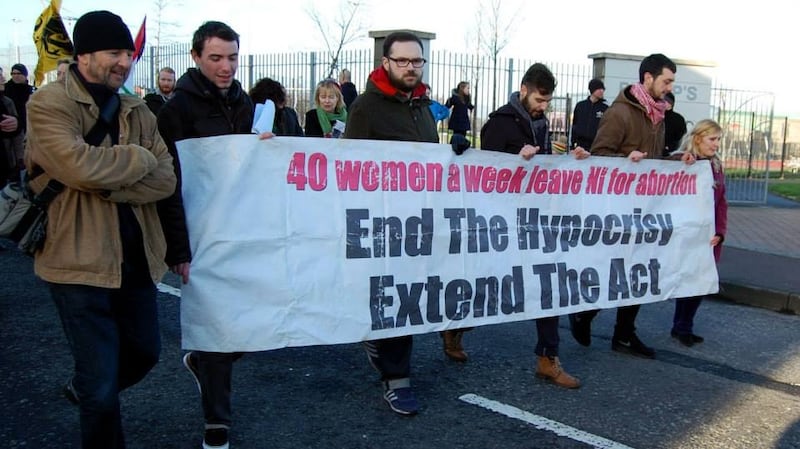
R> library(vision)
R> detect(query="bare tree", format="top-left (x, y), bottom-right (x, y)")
top-left (475, 0), bottom-right (521, 110)
top-left (306, 0), bottom-right (368, 79)
top-left (151, 0), bottom-right (182, 71)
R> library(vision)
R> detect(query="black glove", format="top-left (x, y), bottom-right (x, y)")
top-left (450, 134), bottom-right (471, 155)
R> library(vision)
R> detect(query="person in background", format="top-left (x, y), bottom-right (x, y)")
top-left (663, 92), bottom-right (687, 156)
top-left (249, 77), bottom-right (304, 136)
top-left (339, 68), bottom-right (358, 110)
top-left (305, 79), bottom-right (347, 138)
top-left (24, 10), bottom-right (176, 447)
top-left (4, 63), bottom-right (34, 180)
top-left (445, 81), bottom-right (473, 141)
top-left (344, 31), bottom-right (438, 416)
top-left (144, 67), bottom-right (176, 116)
top-left (669, 119), bottom-right (726, 346)
top-left (467, 62), bottom-right (586, 390)
top-left (426, 85), bottom-right (450, 124)
top-left (0, 68), bottom-right (20, 187)
top-left (56, 58), bottom-right (72, 82)
top-left (571, 78), bottom-right (608, 150)
top-left (569, 53), bottom-right (694, 360)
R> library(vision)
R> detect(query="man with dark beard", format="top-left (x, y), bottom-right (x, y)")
top-left (568, 53), bottom-right (693, 360)
top-left (462, 63), bottom-right (584, 390)
top-left (344, 31), bottom-right (438, 416)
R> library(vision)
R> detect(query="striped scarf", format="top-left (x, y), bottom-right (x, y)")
top-left (629, 83), bottom-right (667, 125)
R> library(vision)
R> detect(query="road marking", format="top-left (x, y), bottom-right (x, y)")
top-left (157, 282), bottom-right (181, 298)
top-left (459, 393), bottom-right (635, 449)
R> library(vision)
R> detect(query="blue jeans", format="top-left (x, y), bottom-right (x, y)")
top-left (49, 281), bottom-right (160, 449)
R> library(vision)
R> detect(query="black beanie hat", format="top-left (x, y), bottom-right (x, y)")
top-left (73, 11), bottom-right (134, 55)
top-left (588, 78), bottom-right (605, 93)
top-left (11, 64), bottom-right (28, 76)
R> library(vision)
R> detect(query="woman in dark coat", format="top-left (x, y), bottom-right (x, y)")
top-left (445, 81), bottom-right (474, 139)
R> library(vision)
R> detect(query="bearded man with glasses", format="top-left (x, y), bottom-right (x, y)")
top-left (344, 31), bottom-right (438, 416)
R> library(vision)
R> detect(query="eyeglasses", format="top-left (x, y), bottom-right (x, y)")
top-left (387, 57), bottom-right (426, 68)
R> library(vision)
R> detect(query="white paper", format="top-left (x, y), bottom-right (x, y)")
top-left (252, 100), bottom-right (275, 134)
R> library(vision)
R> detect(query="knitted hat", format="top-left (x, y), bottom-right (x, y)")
top-left (72, 11), bottom-right (134, 55)
top-left (10, 64), bottom-right (27, 76)
top-left (588, 78), bottom-right (605, 93)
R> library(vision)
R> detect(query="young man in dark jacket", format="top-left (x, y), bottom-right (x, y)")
top-left (157, 21), bottom-right (259, 449)
top-left (468, 63), bottom-right (585, 390)
top-left (344, 31), bottom-right (438, 416)
top-left (571, 78), bottom-right (608, 150)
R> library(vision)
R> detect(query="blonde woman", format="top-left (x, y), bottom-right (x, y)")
top-left (305, 79), bottom-right (347, 137)
top-left (670, 119), bottom-right (727, 346)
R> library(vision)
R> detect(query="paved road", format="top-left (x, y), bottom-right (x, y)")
top-left (3, 247), bottom-right (800, 449)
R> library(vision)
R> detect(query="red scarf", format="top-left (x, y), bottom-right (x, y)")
top-left (368, 67), bottom-right (428, 99)
top-left (629, 83), bottom-right (667, 125)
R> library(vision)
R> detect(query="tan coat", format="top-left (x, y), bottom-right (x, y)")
top-left (591, 86), bottom-right (666, 159)
top-left (25, 68), bottom-right (176, 288)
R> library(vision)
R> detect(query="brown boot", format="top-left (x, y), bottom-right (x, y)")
top-left (535, 356), bottom-right (580, 389)
top-left (441, 330), bottom-right (468, 362)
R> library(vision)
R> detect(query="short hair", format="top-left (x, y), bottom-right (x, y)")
top-left (639, 53), bottom-right (676, 83)
top-left (57, 58), bottom-right (72, 66)
top-left (339, 68), bottom-right (351, 82)
top-left (249, 77), bottom-right (286, 105)
top-left (382, 31), bottom-right (423, 57)
top-left (665, 92), bottom-right (675, 105)
top-left (192, 21), bottom-right (240, 56)
top-left (159, 67), bottom-right (176, 76)
top-left (314, 79), bottom-right (344, 111)
top-left (521, 63), bottom-right (556, 95)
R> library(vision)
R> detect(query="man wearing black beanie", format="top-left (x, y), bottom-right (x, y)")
top-left (24, 10), bottom-right (176, 449)
top-left (4, 63), bottom-right (33, 180)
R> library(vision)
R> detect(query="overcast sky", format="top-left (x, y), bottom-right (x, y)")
top-left (4, 0), bottom-right (798, 115)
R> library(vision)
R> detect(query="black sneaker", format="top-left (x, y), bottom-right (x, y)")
top-left (671, 330), bottom-right (704, 344)
top-left (182, 352), bottom-right (202, 394)
top-left (612, 333), bottom-right (656, 359)
top-left (203, 427), bottom-right (229, 449)
top-left (568, 314), bottom-right (592, 346)
top-left (63, 377), bottom-right (79, 405)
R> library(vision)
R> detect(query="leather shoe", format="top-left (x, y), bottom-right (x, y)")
top-left (535, 356), bottom-right (580, 389)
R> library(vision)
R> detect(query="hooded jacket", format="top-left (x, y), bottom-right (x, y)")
top-left (344, 67), bottom-right (438, 143)
top-left (24, 66), bottom-right (175, 288)
top-left (591, 86), bottom-right (665, 158)
top-left (156, 68), bottom-right (254, 265)
top-left (480, 92), bottom-right (551, 155)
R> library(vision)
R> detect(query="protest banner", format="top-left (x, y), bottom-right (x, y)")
top-left (177, 135), bottom-right (717, 352)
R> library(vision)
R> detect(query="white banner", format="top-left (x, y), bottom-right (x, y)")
top-left (177, 135), bottom-right (718, 352)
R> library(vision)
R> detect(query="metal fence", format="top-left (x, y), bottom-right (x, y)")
top-left (5, 43), bottom-right (800, 203)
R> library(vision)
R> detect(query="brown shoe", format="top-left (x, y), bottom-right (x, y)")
top-left (535, 356), bottom-right (581, 389)
top-left (441, 330), bottom-right (468, 362)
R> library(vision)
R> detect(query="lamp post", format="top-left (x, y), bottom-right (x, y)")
top-left (12, 18), bottom-right (21, 63)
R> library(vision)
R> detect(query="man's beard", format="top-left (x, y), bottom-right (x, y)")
top-left (522, 93), bottom-right (542, 118)
top-left (388, 68), bottom-right (420, 93)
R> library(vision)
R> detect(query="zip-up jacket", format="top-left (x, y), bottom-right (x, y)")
top-left (156, 68), bottom-right (254, 265)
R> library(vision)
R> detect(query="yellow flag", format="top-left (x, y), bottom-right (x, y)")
top-left (32, 0), bottom-right (74, 86)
